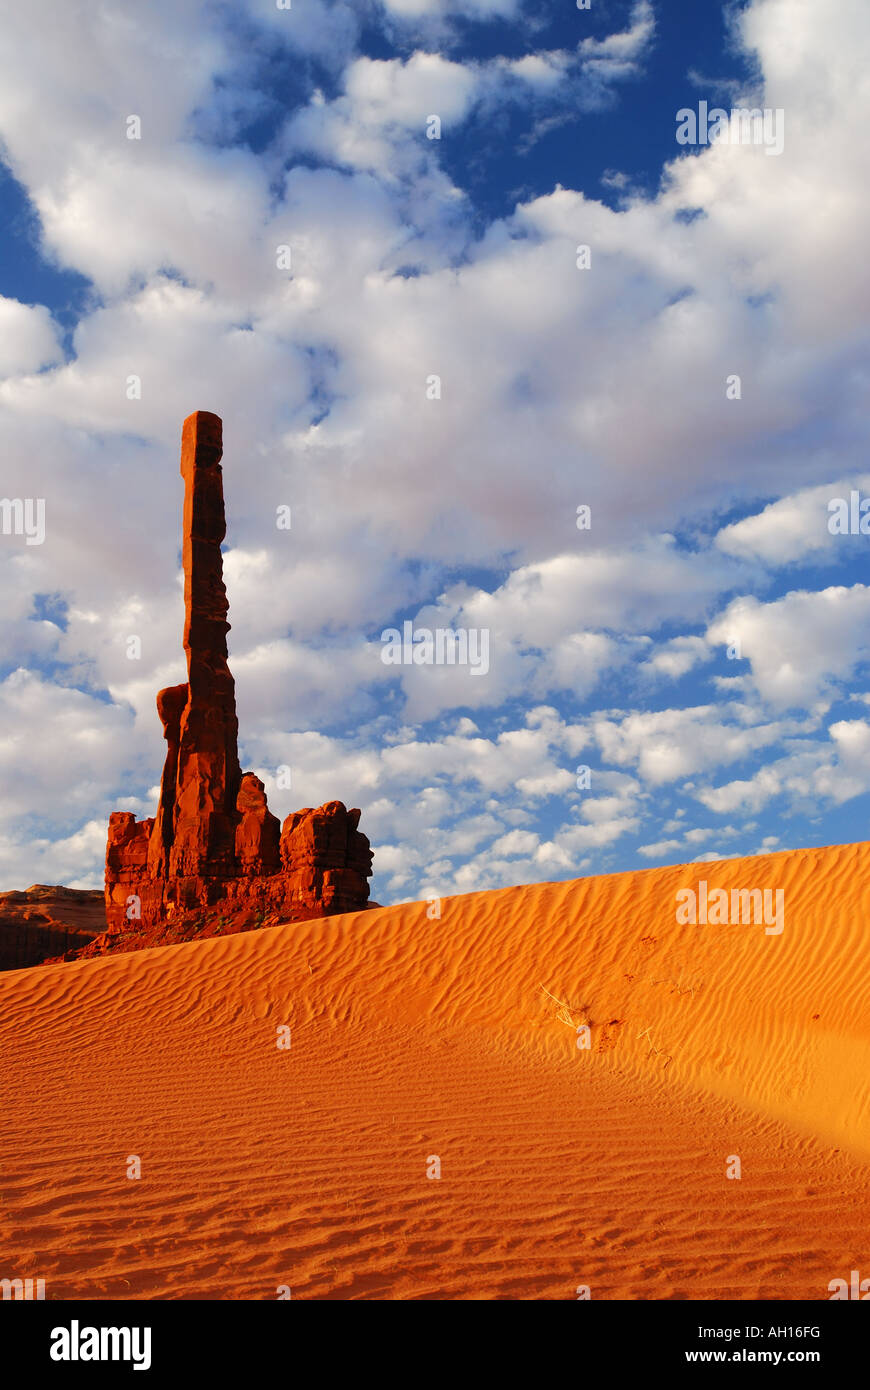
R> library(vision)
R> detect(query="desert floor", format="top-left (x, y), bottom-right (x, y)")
top-left (2, 841), bottom-right (869, 1299)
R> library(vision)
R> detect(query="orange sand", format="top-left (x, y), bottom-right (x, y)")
top-left (1, 841), bottom-right (869, 1300)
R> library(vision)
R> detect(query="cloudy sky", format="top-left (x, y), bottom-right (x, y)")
top-left (0, 0), bottom-right (868, 902)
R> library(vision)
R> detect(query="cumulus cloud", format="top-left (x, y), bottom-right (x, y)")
top-left (695, 718), bottom-right (870, 816)
top-left (579, 0), bottom-right (655, 64)
top-left (638, 838), bottom-right (682, 859)
top-left (0, 0), bottom-right (867, 896)
top-left (707, 586), bottom-right (870, 708)
top-left (643, 636), bottom-right (712, 681)
top-left (716, 475), bottom-right (870, 566)
top-left (591, 703), bottom-right (790, 785)
top-left (0, 297), bottom-right (63, 376)
top-left (380, 0), bottom-right (519, 18)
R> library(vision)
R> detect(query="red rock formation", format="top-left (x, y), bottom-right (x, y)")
top-left (235, 773), bottom-right (280, 875)
top-left (106, 812), bottom-right (163, 936)
top-left (0, 886), bottom-right (105, 971)
top-left (279, 802), bottom-right (374, 915)
top-left (147, 683), bottom-right (187, 878)
top-left (85, 410), bottom-right (373, 960)
top-left (169, 411), bottom-right (241, 879)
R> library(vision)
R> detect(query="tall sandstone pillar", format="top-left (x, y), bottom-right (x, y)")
top-left (168, 411), bottom-right (242, 877)
top-left (98, 409), bottom-right (374, 949)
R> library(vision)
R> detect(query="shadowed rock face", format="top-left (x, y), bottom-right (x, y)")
top-left (170, 411), bottom-right (241, 879)
top-left (148, 682), bottom-right (187, 878)
top-left (0, 886), bottom-right (104, 971)
top-left (72, 411), bottom-right (373, 961)
top-left (235, 773), bottom-right (281, 875)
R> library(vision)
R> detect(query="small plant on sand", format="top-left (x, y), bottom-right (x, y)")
top-left (635, 1023), bottom-right (673, 1069)
top-left (539, 984), bottom-right (592, 1031)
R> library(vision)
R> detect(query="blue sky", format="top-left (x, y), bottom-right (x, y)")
top-left (0, 0), bottom-right (868, 900)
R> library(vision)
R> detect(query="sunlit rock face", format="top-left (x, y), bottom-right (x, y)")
top-left (88, 411), bottom-right (373, 959)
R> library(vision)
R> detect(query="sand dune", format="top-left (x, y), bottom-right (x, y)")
top-left (2, 841), bottom-right (868, 1299)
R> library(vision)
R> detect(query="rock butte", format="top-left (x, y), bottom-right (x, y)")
top-left (0, 886), bottom-right (104, 971)
top-left (72, 411), bottom-right (373, 960)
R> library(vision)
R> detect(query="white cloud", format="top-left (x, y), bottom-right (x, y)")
top-left (716, 475), bottom-right (870, 565)
top-left (380, 0), bottom-right (518, 16)
top-left (491, 828), bottom-right (540, 856)
top-left (696, 718), bottom-right (870, 816)
top-left (0, 297), bottom-right (62, 376)
top-left (0, 0), bottom-right (868, 896)
top-left (707, 586), bottom-right (870, 708)
top-left (643, 635), bottom-right (712, 680)
top-left (638, 838), bottom-right (682, 859)
top-left (579, 0), bottom-right (655, 64)
top-left (592, 704), bottom-right (788, 785)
